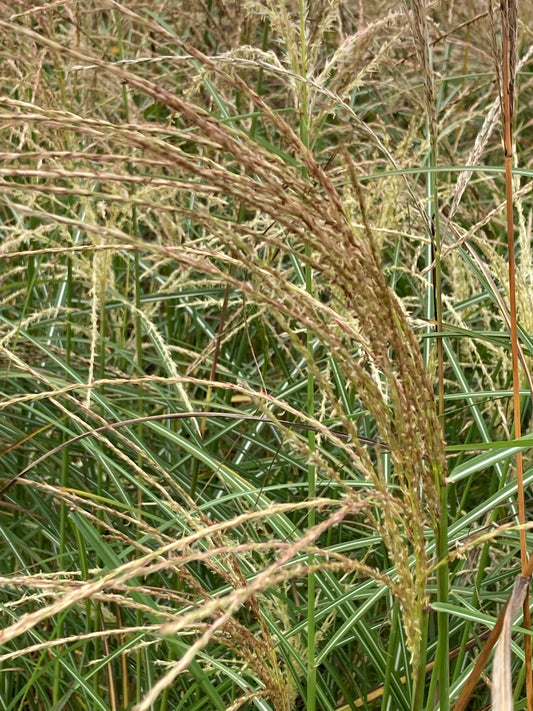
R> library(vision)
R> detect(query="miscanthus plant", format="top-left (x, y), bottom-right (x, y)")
top-left (1, 2), bottom-right (533, 710)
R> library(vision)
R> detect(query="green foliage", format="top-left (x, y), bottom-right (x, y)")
top-left (0, 2), bottom-right (532, 710)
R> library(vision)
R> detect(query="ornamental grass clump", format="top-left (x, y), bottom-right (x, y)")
top-left (1, 2), bottom-right (532, 711)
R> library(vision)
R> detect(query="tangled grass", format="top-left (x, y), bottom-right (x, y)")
top-left (1, 2), bottom-right (533, 710)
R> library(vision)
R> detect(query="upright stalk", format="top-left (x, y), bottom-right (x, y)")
top-left (296, 3), bottom-right (316, 710)
top-left (500, 1), bottom-right (531, 705)
top-left (431, 146), bottom-right (449, 711)
top-left (417, 33), bottom-right (448, 708)
top-left (54, 254), bottom-right (72, 706)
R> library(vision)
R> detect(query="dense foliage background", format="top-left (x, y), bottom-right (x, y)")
top-left (1, 2), bottom-right (533, 710)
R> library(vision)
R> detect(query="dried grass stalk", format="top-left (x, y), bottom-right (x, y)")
top-left (492, 574), bottom-right (530, 711)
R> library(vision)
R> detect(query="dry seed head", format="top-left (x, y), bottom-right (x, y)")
top-left (404, 0), bottom-right (437, 137)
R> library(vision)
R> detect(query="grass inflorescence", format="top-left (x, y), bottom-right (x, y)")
top-left (1, 2), bottom-right (533, 710)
